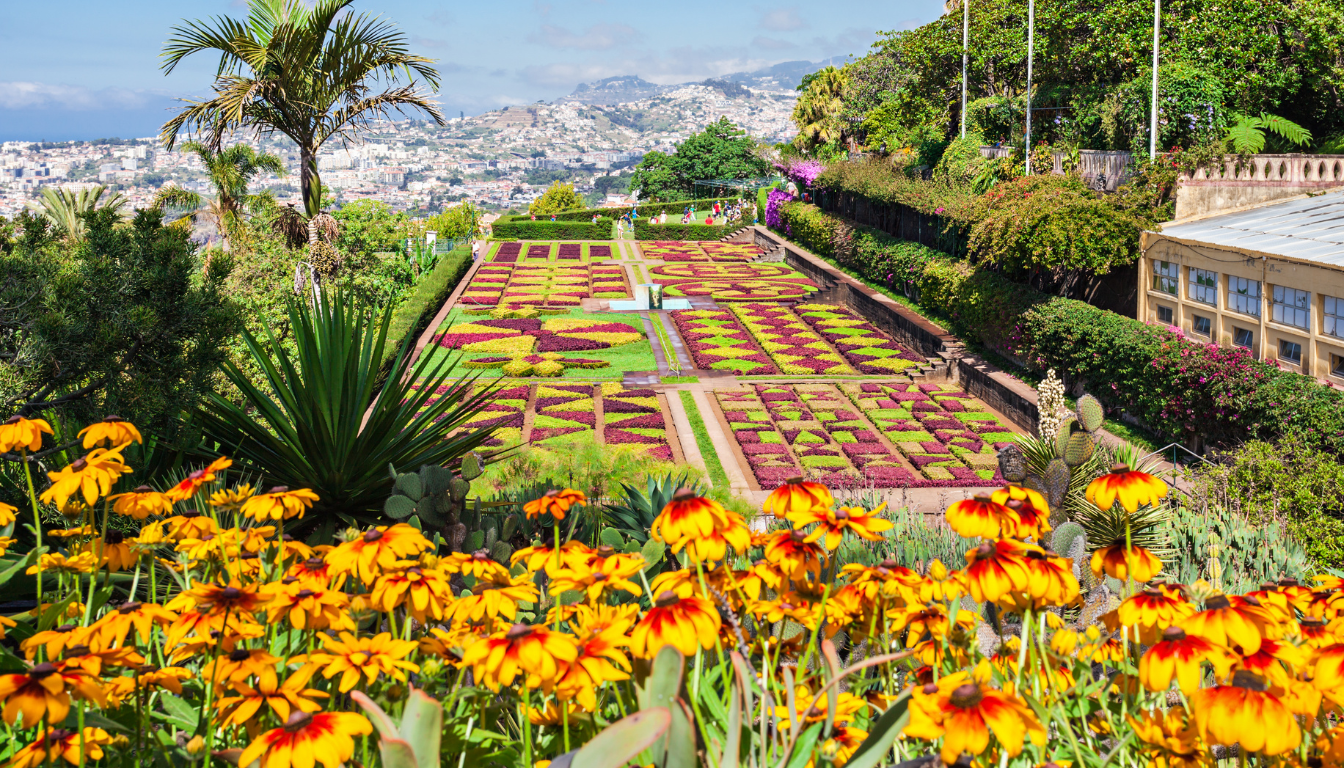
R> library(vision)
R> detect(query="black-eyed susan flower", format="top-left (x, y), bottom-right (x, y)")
top-left (215, 666), bottom-right (327, 726)
top-left (556, 614), bottom-right (634, 711)
top-left (442, 550), bottom-right (513, 581)
top-left (1190, 670), bottom-right (1300, 756)
top-left (1020, 549), bottom-right (1080, 608)
top-left (109, 486), bottom-right (172, 519)
top-left (1086, 465), bottom-right (1168, 513)
top-left (369, 562), bottom-right (454, 622)
top-left (326, 524), bottom-right (433, 584)
top-left (181, 580), bottom-right (270, 618)
top-left (681, 509), bottom-right (751, 564)
top-left (40, 448), bottom-right (132, 508)
top-left (945, 494), bottom-right (1018, 539)
top-left (1119, 585), bottom-right (1196, 645)
top-left (0, 501), bottom-right (17, 527)
top-left (990, 485), bottom-right (1052, 539)
top-left (238, 710), bottom-right (372, 768)
top-left (462, 623), bottom-right (577, 691)
top-left (165, 456), bottom-right (232, 502)
top-left (510, 540), bottom-right (592, 576)
top-left (0, 662), bottom-right (105, 727)
top-left (77, 417), bottom-right (142, 449)
top-left (523, 487), bottom-right (586, 521)
top-left (83, 530), bottom-right (136, 571)
top-left (790, 503), bottom-right (892, 551)
top-left (549, 553), bottom-right (644, 603)
top-left (1139, 626), bottom-right (1233, 695)
top-left (208, 483), bottom-right (254, 511)
top-left (6, 727), bottom-right (111, 768)
top-left (0, 416), bottom-right (53, 454)
top-left (651, 489), bottom-right (732, 562)
top-left (1090, 542), bottom-right (1162, 583)
top-left (762, 477), bottom-right (833, 519)
top-left (263, 581), bottom-right (354, 631)
top-left (162, 510), bottom-right (217, 541)
top-left (308, 632), bottom-right (419, 693)
top-left (751, 594), bottom-right (818, 629)
top-left (20, 624), bottom-right (89, 661)
top-left (241, 486), bottom-right (319, 522)
top-left (448, 571), bottom-right (539, 624)
top-left (918, 559), bottom-right (967, 604)
top-left (210, 647), bottom-right (281, 688)
top-left (1181, 594), bottom-right (1279, 655)
top-left (762, 528), bottom-right (826, 581)
top-left (963, 539), bottom-right (1036, 607)
top-left (630, 592), bottom-right (721, 657)
top-left (904, 669), bottom-right (1046, 765)
top-left (28, 552), bottom-right (97, 577)
top-left (1128, 708), bottom-right (1206, 768)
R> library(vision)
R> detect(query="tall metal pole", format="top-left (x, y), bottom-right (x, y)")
top-left (961, 0), bottom-right (969, 138)
top-left (1149, 0), bottom-right (1161, 158)
top-left (1024, 0), bottom-right (1034, 174)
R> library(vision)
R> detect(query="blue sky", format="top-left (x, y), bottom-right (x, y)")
top-left (0, 0), bottom-right (941, 142)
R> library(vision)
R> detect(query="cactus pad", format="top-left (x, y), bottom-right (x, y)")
top-left (1064, 430), bottom-right (1097, 467)
top-left (1076, 394), bottom-right (1105, 432)
top-left (1043, 458), bottom-right (1071, 513)
top-left (996, 443), bottom-right (1028, 483)
top-left (1054, 417), bottom-right (1078, 458)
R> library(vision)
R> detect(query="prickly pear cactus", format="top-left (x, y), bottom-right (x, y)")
top-left (1076, 394), bottom-right (1105, 433)
top-left (1064, 430), bottom-right (1097, 467)
top-left (996, 443), bottom-right (1028, 484)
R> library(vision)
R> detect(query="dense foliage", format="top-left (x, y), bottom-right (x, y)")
top-left (773, 201), bottom-right (1344, 455)
top-left (491, 217), bottom-right (614, 240)
top-left (843, 0), bottom-right (1344, 153)
top-left (631, 220), bottom-right (725, 240)
top-left (0, 209), bottom-right (237, 446)
top-left (528, 181), bottom-right (584, 216)
top-left (628, 117), bottom-right (772, 201)
top-left (332, 200), bottom-right (411, 258)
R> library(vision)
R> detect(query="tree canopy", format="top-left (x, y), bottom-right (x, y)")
top-left (629, 117), bottom-right (771, 201)
top-left (529, 181), bottom-right (584, 215)
top-left (841, 0), bottom-right (1344, 153)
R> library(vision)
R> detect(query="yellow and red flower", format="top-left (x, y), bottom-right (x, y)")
top-left (944, 494), bottom-right (1018, 540)
top-left (165, 456), bottom-right (233, 502)
top-left (241, 486), bottom-right (320, 522)
top-left (963, 539), bottom-right (1036, 606)
top-left (40, 448), bottom-right (132, 508)
top-left (238, 711), bottom-right (372, 768)
top-left (1085, 466), bottom-right (1169, 513)
top-left (905, 670), bottom-right (1046, 765)
top-left (308, 632), bottom-right (420, 693)
top-left (462, 623), bottom-right (577, 691)
top-left (0, 416), bottom-right (53, 454)
top-left (109, 486), bottom-right (173, 519)
top-left (630, 592), bottom-right (722, 657)
top-left (326, 524), bottom-right (433, 584)
top-left (523, 487), bottom-right (587, 521)
top-left (1090, 543), bottom-right (1162, 583)
top-left (77, 417), bottom-right (142, 449)
top-left (6, 727), bottom-right (111, 768)
top-left (762, 477), bottom-right (834, 520)
top-left (1139, 626), bottom-right (1232, 695)
top-left (789, 503), bottom-right (892, 551)
top-left (1190, 670), bottom-right (1300, 755)
top-left (990, 485), bottom-right (1052, 539)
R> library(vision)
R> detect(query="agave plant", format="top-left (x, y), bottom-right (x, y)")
top-left (194, 287), bottom-right (499, 533)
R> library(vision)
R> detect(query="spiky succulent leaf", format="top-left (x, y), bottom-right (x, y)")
top-left (1064, 430), bottom-right (1097, 467)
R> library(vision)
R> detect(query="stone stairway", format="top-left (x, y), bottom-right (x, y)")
top-left (720, 225), bottom-right (751, 241)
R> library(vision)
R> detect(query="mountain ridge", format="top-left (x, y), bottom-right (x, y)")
top-left (554, 58), bottom-right (848, 105)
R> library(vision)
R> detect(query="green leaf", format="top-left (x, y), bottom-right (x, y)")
top-left (571, 708), bottom-right (671, 768)
top-left (599, 527), bottom-right (624, 548)
top-left (397, 689), bottom-right (442, 768)
top-left (663, 700), bottom-right (696, 768)
top-left (1226, 118), bottom-right (1266, 154)
top-left (641, 539), bottom-right (666, 572)
top-left (384, 495), bottom-right (418, 519)
top-left (1259, 113), bottom-right (1312, 146)
top-left (638, 645), bottom-right (685, 710)
top-left (782, 723), bottom-right (824, 768)
top-left (842, 691), bottom-right (911, 768)
top-left (158, 693), bottom-right (199, 731)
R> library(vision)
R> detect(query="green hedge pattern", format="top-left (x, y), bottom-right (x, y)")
top-left (550, 197), bottom-right (741, 222)
top-left (774, 202), bottom-right (1344, 455)
top-left (633, 220), bottom-right (727, 241)
top-left (491, 218), bottom-right (614, 240)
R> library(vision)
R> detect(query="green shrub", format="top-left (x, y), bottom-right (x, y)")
top-left (633, 220), bottom-right (725, 241)
top-left (1184, 434), bottom-right (1344, 566)
top-left (549, 196), bottom-right (740, 222)
top-left (379, 246), bottom-right (472, 375)
top-left (491, 217), bottom-right (614, 240)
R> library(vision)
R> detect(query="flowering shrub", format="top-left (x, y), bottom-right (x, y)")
top-left (778, 158), bottom-right (826, 189)
top-left (4, 414), bottom-right (1336, 768)
top-left (765, 188), bottom-right (793, 229)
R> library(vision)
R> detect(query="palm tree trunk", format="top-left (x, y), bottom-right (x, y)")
top-left (301, 145), bottom-right (321, 218)
top-left (308, 216), bottom-right (319, 248)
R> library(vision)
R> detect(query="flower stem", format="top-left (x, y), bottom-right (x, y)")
top-left (22, 453), bottom-right (42, 605)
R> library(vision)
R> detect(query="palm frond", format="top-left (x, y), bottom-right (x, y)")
top-left (1258, 113), bottom-right (1312, 147)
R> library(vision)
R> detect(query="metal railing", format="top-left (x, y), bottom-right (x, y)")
top-left (1139, 442), bottom-right (1212, 469)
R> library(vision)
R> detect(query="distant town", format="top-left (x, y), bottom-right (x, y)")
top-left (0, 77), bottom-right (802, 221)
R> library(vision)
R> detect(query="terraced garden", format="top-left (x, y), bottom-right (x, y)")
top-left (418, 238), bottom-right (1022, 491)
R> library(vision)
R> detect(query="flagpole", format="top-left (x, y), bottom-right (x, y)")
top-left (1150, 0), bottom-right (1161, 158)
top-left (961, 0), bottom-right (969, 138)
top-left (1024, 0), bottom-right (1034, 174)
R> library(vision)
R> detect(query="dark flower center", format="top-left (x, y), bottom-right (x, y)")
top-left (103, 416), bottom-right (125, 423)
top-left (1205, 595), bottom-right (1231, 610)
top-left (229, 649), bottom-right (251, 662)
top-left (506, 623), bottom-right (532, 640)
top-left (785, 476), bottom-right (804, 485)
top-left (921, 683), bottom-right (940, 695)
top-left (304, 558), bottom-right (325, 570)
top-left (974, 542), bottom-right (995, 558)
top-left (268, 486), bottom-right (289, 495)
top-left (220, 586), bottom-right (242, 601)
top-left (472, 550), bottom-right (490, 560)
top-left (1231, 670), bottom-right (1267, 692)
top-left (879, 558), bottom-right (899, 569)
top-left (118, 601), bottom-right (141, 615)
top-left (833, 509), bottom-right (849, 521)
top-left (296, 590), bottom-right (315, 599)
top-left (71, 459), bottom-right (88, 471)
top-left (134, 485), bottom-right (153, 493)
top-left (30, 662), bottom-right (57, 679)
top-left (106, 530), bottom-right (125, 545)
top-left (672, 487), bottom-right (698, 502)
top-left (1162, 626), bottom-right (1187, 642)
top-left (283, 711), bottom-right (314, 732)
top-left (363, 529), bottom-right (384, 543)
top-left (655, 591), bottom-right (680, 608)
top-left (948, 683), bottom-right (983, 708)
top-left (972, 493), bottom-right (991, 503)
top-left (1110, 463), bottom-right (1130, 473)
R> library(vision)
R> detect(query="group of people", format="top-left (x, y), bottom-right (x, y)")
top-left (678, 199), bottom-right (747, 225)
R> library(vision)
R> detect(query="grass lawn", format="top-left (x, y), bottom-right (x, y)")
top-left (679, 390), bottom-right (731, 489)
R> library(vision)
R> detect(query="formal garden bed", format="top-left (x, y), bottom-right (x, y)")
top-left (457, 261), bottom-right (631, 308)
top-left (488, 240), bottom-right (619, 263)
top-left (427, 309), bottom-right (656, 378)
top-left (639, 240), bottom-right (762, 262)
top-left (649, 262), bottom-right (819, 301)
top-left (670, 308), bottom-right (779, 375)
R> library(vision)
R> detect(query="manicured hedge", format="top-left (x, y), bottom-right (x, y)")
top-left (491, 217), bottom-right (614, 240)
top-left (380, 246), bottom-right (473, 375)
top-left (633, 220), bottom-right (727, 241)
top-left (550, 197), bottom-right (741, 222)
top-left (774, 202), bottom-right (1344, 454)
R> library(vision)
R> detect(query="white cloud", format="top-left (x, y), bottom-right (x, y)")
top-left (0, 81), bottom-right (160, 111)
top-left (811, 27), bottom-right (876, 56)
top-left (759, 7), bottom-right (804, 31)
top-left (752, 36), bottom-right (798, 51)
top-left (528, 23), bottom-right (641, 50)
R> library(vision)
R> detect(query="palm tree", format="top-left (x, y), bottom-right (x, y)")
top-left (153, 141), bottom-right (286, 241)
top-left (792, 66), bottom-right (851, 152)
top-left (31, 185), bottom-right (128, 241)
top-left (159, 0), bottom-right (444, 218)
